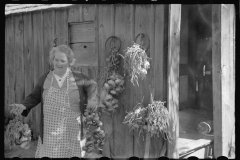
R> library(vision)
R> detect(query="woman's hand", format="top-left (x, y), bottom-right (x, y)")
top-left (9, 104), bottom-right (26, 116)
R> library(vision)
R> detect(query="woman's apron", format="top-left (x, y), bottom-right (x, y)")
top-left (35, 72), bottom-right (82, 158)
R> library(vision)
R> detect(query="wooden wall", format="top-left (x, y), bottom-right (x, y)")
top-left (5, 4), bottom-right (168, 158)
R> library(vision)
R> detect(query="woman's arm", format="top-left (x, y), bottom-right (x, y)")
top-left (20, 73), bottom-right (46, 117)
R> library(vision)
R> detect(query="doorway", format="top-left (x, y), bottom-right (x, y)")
top-left (178, 4), bottom-right (214, 158)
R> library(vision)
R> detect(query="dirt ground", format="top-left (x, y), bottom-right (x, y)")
top-left (4, 140), bottom-right (38, 158)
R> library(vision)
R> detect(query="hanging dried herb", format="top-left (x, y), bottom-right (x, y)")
top-left (123, 95), bottom-right (172, 143)
top-left (121, 43), bottom-right (150, 86)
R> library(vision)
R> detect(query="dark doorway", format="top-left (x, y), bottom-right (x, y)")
top-left (179, 4), bottom-right (214, 158)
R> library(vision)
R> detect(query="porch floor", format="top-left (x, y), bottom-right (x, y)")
top-left (179, 108), bottom-right (214, 157)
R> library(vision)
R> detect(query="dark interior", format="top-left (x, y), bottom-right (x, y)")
top-left (179, 4), bottom-right (214, 157)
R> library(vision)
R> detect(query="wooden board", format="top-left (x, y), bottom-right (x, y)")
top-left (150, 5), bottom-right (167, 158)
top-left (112, 4), bottom-right (134, 158)
top-left (69, 22), bottom-right (95, 43)
top-left (83, 4), bottom-right (96, 21)
top-left (179, 6), bottom-right (188, 64)
top-left (181, 143), bottom-right (213, 158)
top-left (55, 9), bottom-right (68, 45)
top-left (32, 11), bottom-right (44, 138)
top-left (43, 10), bottom-right (54, 73)
top-left (5, 16), bottom-right (15, 114)
top-left (23, 13), bottom-right (34, 125)
top-left (133, 5), bottom-right (151, 157)
top-left (98, 5), bottom-right (115, 157)
top-left (70, 42), bottom-right (97, 66)
top-left (68, 4), bottom-right (83, 23)
top-left (13, 15), bottom-right (24, 105)
top-left (212, 4), bottom-right (235, 158)
top-left (167, 4), bottom-right (181, 158)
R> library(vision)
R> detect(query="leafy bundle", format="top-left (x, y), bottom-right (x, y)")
top-left (100, 47), bottom-right (121, 82)
top-left (4, 116), bottom-right (32, 149)
top-left (123, 97), bottom-right (172, 142)
top-left (122, 43), bottom-right (150, 86)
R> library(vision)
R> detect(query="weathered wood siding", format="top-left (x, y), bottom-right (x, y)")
top-left (167, 4), bottom-right (181, 158)
top-left (5, 4), bottom-right (168, 158)
top-left (97, 4), bottom-right (168, 158)
top-left (212, 4), bottom-right (235, 158)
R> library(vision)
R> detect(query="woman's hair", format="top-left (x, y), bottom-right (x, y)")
top-left (49, 44), bottom-right (76, 67)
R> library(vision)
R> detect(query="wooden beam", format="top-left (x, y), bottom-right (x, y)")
top-left (167, 4), bottom-right (181, 158)
top-left (212, 4), bottom-right (235, 158)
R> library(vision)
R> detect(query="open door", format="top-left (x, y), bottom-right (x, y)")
top-left (178, 5), bottom-right (214, 158)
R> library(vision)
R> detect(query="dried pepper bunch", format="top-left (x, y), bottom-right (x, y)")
top-left (82, 106), bottom-right (105, 157)
top-left (4, 115), bottom-right (32, 149)
top-left (100, 47), bottom-right (121, 82)
top-left (122, 43), bottom-right (150, 86)
top-left (123, 96), bottom-right (172, 142)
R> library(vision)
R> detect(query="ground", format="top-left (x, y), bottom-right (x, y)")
top-left (4, 140), bottom-right (38, 158)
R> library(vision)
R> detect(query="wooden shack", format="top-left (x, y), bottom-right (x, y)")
top-left (5, 4), bottom-right (235, 158)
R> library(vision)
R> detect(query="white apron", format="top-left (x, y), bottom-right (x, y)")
top-left (35, 72), bottom-right (82, 158)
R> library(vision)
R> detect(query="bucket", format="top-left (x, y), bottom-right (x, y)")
top-left (197, 120), bottom-right (213, 135)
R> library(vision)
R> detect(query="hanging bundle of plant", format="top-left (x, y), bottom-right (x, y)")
top-left (4, 115), bottom-right (32, 150)
top-left (82, 106), bottom-right (105, 157)
top-left (146, 98), bottom-right (172, 142)
top-left (123, 103), bottom-right (148, 138)
top-left (100, 72), bottom-right (125, 114)
top-left (123, 96), bottom-right (172, 143)
top-left (100, 47), bottom-right (121, 82)
top-left (122, 43), bottom-right (150, 86)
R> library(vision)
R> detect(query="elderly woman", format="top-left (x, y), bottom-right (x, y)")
top-left (9, 44), bottom-right (98, 158)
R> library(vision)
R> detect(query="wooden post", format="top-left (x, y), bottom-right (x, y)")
top-left (212, 4), bottom-right (235, 158)
top-left (167, 4), bottom-right (181, 158)
top-left (144, 87), bottom-right (155, 158)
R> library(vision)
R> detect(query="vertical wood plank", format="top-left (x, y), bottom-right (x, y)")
top-left (95, 4), bottom-right (99, 82)
top-left (32, 11), bottom-right (43, 138)
top-left (5, 16), bottom-right (15, 115)
top-left (55, 8), bottom-right (68, 45)
top-left (98, 4), bottom-right (114, 158)
top-left (167, 4), bottom-right (181, 158)
top-left (83, 4), bottom-right (96, 21)
top-left (43, 10), bottom-right (55, 73)
top-left (212, 4), bottom-right (235, 158)
top-left (5, 17), bottom-right (9, 115)
top-left (112, 4), bottom-right (134, 158)
top-left (68, 4), bottom-right (83, 23)
top-left (133, 4), bottom-right (152, 158)
top-left (13, 14), bottom-right (24, 105)
top-left (150, 4), bottom-right (166, 158)
top-left (212, 5), bottom-right (221, 158)
top-left (23, 13), bottom-right (34, 125)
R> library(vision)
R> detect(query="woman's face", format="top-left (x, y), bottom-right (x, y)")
top-left (53, 51), bottom-right (69, 74)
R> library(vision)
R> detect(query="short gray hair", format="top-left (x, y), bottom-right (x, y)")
top-left (49, 44), bottom-right (76, 67)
